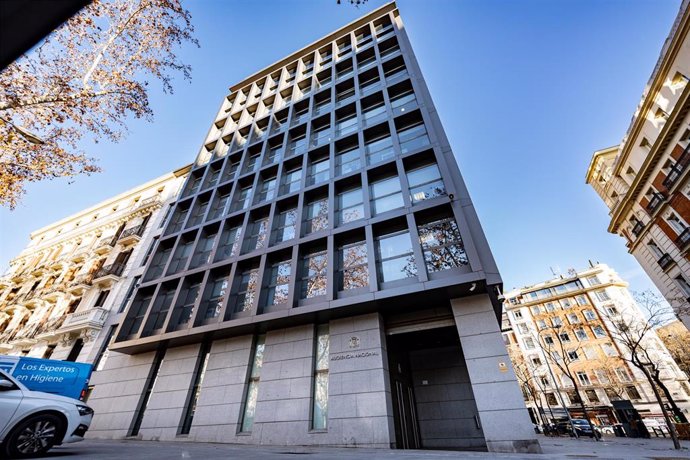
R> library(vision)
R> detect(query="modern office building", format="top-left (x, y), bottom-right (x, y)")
top-left (0, 166), bottom-right (189, 371)
top-left (503, 264), bottom-right (690, 427)
top-left (585, 0), bottom-right (690, 329)
top-left (87, 2), bottom-right (540, 453)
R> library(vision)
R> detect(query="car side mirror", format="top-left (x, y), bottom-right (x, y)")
top-left (0, 380), bottom-right (16, 391)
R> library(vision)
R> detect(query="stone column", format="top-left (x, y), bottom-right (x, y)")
top-left (451, 294), bottom-right (541, 453)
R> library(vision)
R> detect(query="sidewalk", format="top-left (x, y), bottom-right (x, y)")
top-left (48, 435), bottom-right (690, 459)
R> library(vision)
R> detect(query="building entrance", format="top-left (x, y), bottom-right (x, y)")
top-left (386, 326), bottom-right (485, 450)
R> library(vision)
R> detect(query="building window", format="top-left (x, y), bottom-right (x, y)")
top-left (407, 163), bottom-right (445, 203)
top-left (167, 239), bottom-right (194, 275)
top-left (523, 337), bottom-right (535, 349)
top-left (146, 287), bottom-right (176, 333)
top-left (236, 269), bottom-right (260, 312)
top-left (417, 217), bottom-right (468, 273)
top-left (308, 158), bottom-right (330, 185)
top-left (583, 309), bottom-right (596, 321)
top-left (567, 313), bottom-right (580, 324)
top-left (567, 350), bottom-right (579, 361)
top-left (576, 371), bottom-right (591, 386)
top-left (545, 393), bottom-right (558, 405)
top-left (376, 231), bottom-right (417, 283)
top-left (625, 385), bottom-right (641, 400)
top-left (189, 229), bottom-right (215, 265)
top-left (246, 218), bottom-right (270, 252)
top-left (566, 390), bottom-right (581, 404)
top-left (675, 276), bottom-right (690, 297)
top-left (240, 335), bottom-right (266, 433)
top-left (94, 290), bottom-right (110, 308)
top-left (364, 132), bottom-right (394, 165)
top-left (201, 273), bottom-right (229, 320)
top-left (574, 327), bottom-right (588, 341)
top-left (186, 197), bottom-right (210, 228)
top-left (592, 325), bottom-right (607, 338)
top-left (305, 198), bottom-right (329, 234)
top-left (595, 369), bottom-right (611, 384)
top-left (586, 275), bottom-right (601, 286)
top-left (513, 310), bottom-right (523, 319)
top-left (273, 209), bottom-right (298, 244)
top-left (255, 177), bottom-right (277, 204)
top-left (232, 186), bottom-right (253, 212)
top-left (215, 225), bottom-right (242, 261)
top-left (370, 176), bottom-right (404, 216)
top-left (312, 324), bottom-right (330, 430)
top-left (396, 119), bottom-right (430, 154)
top-left (180, 343), bottom-right (211, 435)
top-left (167, 205), bottom-right (190, 234)
top-left (171, 281), bottom-right (201, 329)
top-left (594, 290), bottom-right (610, 302)
top-left (559, 332), bottom-right (571, 343)
top-left (602, 343), bottom-right (617, 357)
top-left (145, 245), bottom-right (172, 280)
top-left (265, 261), bottom-right (291, 307)
top-left (337, 188), bottom-right (364, 225)
top-left (335, 143), bottom-right (361, 176)
top-left (121, 291), bottom-right (153, 338)
top-left (301, 251), bottom-right (328, 299)
top-left (615, 368), bottom-right (632, 382)
top-left (576, 295), bottom-right (587, 306)
top-left (281, 168), bottom-right (302, 195)
top-left (338, 241), bottom-right (368, 291)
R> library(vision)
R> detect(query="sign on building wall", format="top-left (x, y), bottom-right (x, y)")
top-left (0, 355), bottom-right (92, 400)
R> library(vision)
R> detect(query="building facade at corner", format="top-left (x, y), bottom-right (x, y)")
top-left (0, 166), bottom-right (189, 376)
top-left (503, 264), bottom-right (690, 428)
top-left (585, 0), bottom-right (690, 329)
top-left (86, 3), bottom-right (540, 453)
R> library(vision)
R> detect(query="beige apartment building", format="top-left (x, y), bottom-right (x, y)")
top-left (503, 264), bottom-right (690, 428)
top-left (586, 0), bottom-right (690, 328)
top-left (0, 166), bottom-right (190, 375)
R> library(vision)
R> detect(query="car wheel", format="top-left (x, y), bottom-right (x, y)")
top-left (2, 413), bottom-right (63, 458)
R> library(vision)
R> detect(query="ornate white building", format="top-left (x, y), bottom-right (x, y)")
top-left (0, 165), bottom-right (190, 373)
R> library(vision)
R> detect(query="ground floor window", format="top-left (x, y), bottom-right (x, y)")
top-left (311, 324), bottom-right (330, 430)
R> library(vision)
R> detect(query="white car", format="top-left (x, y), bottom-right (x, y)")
top-left (0, 370), bottom-right (93, 458)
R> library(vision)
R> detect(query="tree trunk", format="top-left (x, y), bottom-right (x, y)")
top-left (654, 375), bottom-right (689, 423)
top-left (572, 381), bottom-right (600, 441)
top-left (640, 366), bottom-right (681, 449)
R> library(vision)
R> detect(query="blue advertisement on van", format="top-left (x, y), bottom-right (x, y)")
top-left (0, 355), bottom-right (93, 400)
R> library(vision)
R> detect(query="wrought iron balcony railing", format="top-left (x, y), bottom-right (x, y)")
top-left (118, 223), bottom-right (146, 241)
top-left (675, 227), bottom-right (690, 251)
top-left (646, 193), bottom-right (664, 214)
top-left (93, 263), bottom-right (126, 279)
top-left (657, 253), bottom-right (674, 271)
top-left (662, 146), bottom-right (690, 190)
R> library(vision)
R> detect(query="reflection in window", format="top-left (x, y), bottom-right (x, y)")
top-left (339, 242), bottom-right (368, 291)
top-left (376, 231), bottom-right (416, 282)
top-left (308, 158), bottom-right (330, 185)
top-left (311, 324), bottom-right (329, 430)
top-left (273, 209), bottom-right (297, 243)
top-left (246, 218), bottom-right (269, 252)
top-left (215, 226), bottom-right (241, 261)
top-left (336, 145), bottom-right (361, 176)
top-left (370, 177), bottom-right (404, 216)
top-left (265, 261), bottom-right (291, 306)
top-left (407, 164), bottom-right (445, 203)
top-left (189, 231), bottom-right (217, 269)
top-left (301, 251), bottom-right (328, 299)
top-left (208, 191), bottom-right (231, 220)
top-left (306, 198), bottom-right (329, 234)
top-left (166, 239), bottom-right (194, 275)
top-left (337, 188), bottom-right (364, 225)
top-left (236, 269), bottom-right (260, 312)
top-left (240, 335), bottom-right (265, 432)
top-left (417, 217), bottom-right (468, 273)
top-left (201, 274), bottom-right (229, 320)
top-left (172, 281), bottom-right (201, 329)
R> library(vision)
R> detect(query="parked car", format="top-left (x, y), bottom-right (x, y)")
top-left (0, 370), bottom-right (93, 458)
top-left (556, 419), bottom-right (601, 438)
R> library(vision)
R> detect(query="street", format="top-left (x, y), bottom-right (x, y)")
top-left (42, 435), bottom-right (690, 460)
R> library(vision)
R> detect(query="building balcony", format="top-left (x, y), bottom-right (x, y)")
top-left (657, 253), bottom-right (674, 271)
top-left (646, 193), bottom-right (664, 214)
top-left (31, 264), bottom-right (47, 277)
top-left (92, 263), bottom-right (126, 286)
top-left (662, 147), bottom-right (689, 190)
top-left (631, 221), bottom-right (644, 237)
top-left (70, 248), bottom-right (89, 263)
top-left (57, 307), bottom-right (109, 334)
top-left (43, 286), bottom-right (66, 303)
top-left (118, 223), bottom-right (146, 246)
top-left (94, 236), bottom-right (118, 255)
top-left (675, 227), bottom-right (690, 252)
top-left (68, 275), bottom-right (93, 295)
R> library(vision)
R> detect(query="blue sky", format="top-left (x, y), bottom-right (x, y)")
top-left (0, 0), bottom-right (681, 295)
